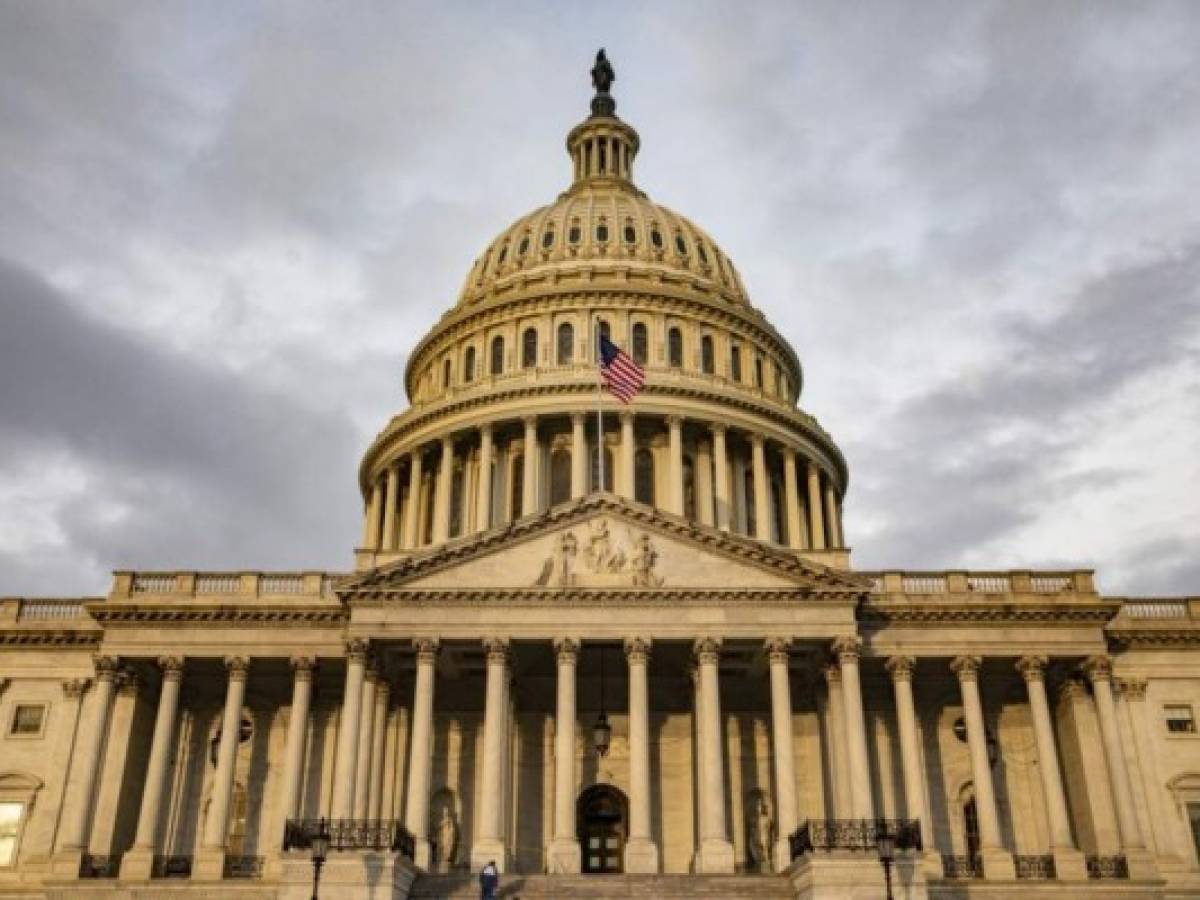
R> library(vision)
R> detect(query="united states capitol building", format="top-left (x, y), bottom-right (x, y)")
top-left (2, 56), bottom-right (1198, 900)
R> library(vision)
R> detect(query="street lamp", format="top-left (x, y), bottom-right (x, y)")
top-left (876, 827), bottom-right (896, 900)
top-left (593, 646), bottom-right (612, 757)
top-left (309, 817), bottom-right (330, 900)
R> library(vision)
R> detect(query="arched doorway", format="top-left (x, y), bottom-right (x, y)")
top-left (577, 784), bottom-right (627, 873)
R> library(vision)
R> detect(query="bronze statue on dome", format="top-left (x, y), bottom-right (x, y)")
top-left (590, 49), bottom-right (617, 116)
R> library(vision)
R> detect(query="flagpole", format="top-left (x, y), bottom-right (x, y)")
top-left (595, 315), bottom-right (605, 493)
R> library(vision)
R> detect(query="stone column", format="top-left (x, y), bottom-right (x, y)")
top-left (693, 638), bottom-right (735, 872)
top-left (353, 668), bottom-right (378, 819)
top-left (118, 664), bottom-right (173, 877)
top-left (950, 655), bottom-right (1015, 879)
top-left (823, 481), bottom-right (840, 548)
top-left (364, 480), bottom-right (383, 550)
top-left (625, 637), bottom-right (659, 872)
top-left (332, 640), bottom-right (368, 820)
top-left (403, 450), bottom-right (424, 549)
top-left (382, 464), bottom-right (401, 550)
top-left (1117, 678), bottom-right (1174, 866)
top-left (405, 639), bottom-right (439, 870)
top-left (197, 656), bottom-right (250, 878)
top-left (279, 657), bottom-right (315, 835)
top-left (712, 425), bottom-right (731, 531)
top-left (619, 411), bottom-right (635, 499)
top-left (570, 413), bottom-right (587, 499)
top-left (476, 423), bottom-right (494, 531)
top-left (690, 665), bottom-right (708, 868)
top-left (1084, 655), bottom-right (1157, 879)
top-left (886, 656), bottom-right (938, 870)
top-left (432, 436), bottom-right (455, 543)
top-left (822, 664), bottom-right (850, 818)
top-left (782, 448), bottom-right (804, 550)
top-left (472, 638), bottom-right (511, 871)
top-left (806, 462), bottom-right (826, 550)
top-left (522, 416), bottom-right (539, 514)
top-left (751, 434), bottom-right (771, 541)
top-left (549, 638), bottom-right (581, 873)
top-left (666, 416), bottom-right (684, 515)
top-left (766, 638), bottom-right (798, 871)
top-left (54, 656), bottom-right (118, 873)
top-left (833, 638), bottom-right (874, 819)
top-left (1016, 656), bottom-right (1087, 880)
top-left (696, 440), bottom-right (714, 526)
top-left (369, 678), bottom-right (390, 821)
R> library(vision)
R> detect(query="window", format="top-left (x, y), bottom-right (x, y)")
top-left (701, 335), bottom-right (715, 374)
top-left (744, 468), bottom-right (756, 536)
top-left (1190, 802), bottom-right (1200, 863)
top-left (624, 223), bottom-right (636, 244)
top-left (596, 221), bottom-right (609, 243)
top-left (442, 358), bottom-right (452, 389)
top-left (518, 235), bottom-right (530, 256)
top-left (683, 455), bottom-right (696, 521)
top-left (650, 228), bottom-right (663, 250)
top-left (668, 327), bottom-right (683, 368)
top-left (754, 356), bottom-right (764, 388)
top-left (631, 323), bottom-right (648, 365)
top-left (490, 336), bottom-right (505, 375)
top-left (550, 447), bottom-right (571, 507)
top-left (9, 705), bottom-right (44, 737)
top-left (522, 327), bottom-right (538, 369)
top-left (463, 346), bottom-right (476, 383)
top-left (675, 233), bottom-right (688, 256)
top-left (730, 344), bottom-right (742, 381)
top-left (696, 241), bottom-right (709, 265)
top-left (596, 320), bottom-right (611, 359)
top-left (449, 463), bottom-right (465, 538)
top-left (770, 477), bottom-right (785, 543)
top-left (568, 222), bottom-right (581, 245)
top-left (557, 323), bottom-right (574, 365)
top-left (497, 243), bottom-right (508, 265)
top-left (963, 794), bottom-right (980, 863)
top-left (510, 454), bottom-right (524, 519)
top-left (591, 446), bottom-right (614, 492)
top-left (1166, 705), bottom-right (1197, 734)
top-left (542, 228), bottom-right (555, 250)
top-left (0, 801), bottom-right (24, 867)
top-left (634, 449), bottom-right (655, 505)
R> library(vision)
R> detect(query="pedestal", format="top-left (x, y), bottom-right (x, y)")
top-left (548, 838), bottom-right (582, 873)
top-left (1052, 846), bottom-right (1089, 881)
top-left (1125, 847), bottom-right (1162, 881)
top-left (696, 838), bottom-right (735, 873)
top-left (623, 836), bottom-right (659, 873)
top-left (50, 849), bottom-right (85, 878)
top-left (192, 847), bottom-right (226, 880)
top-left (117, 848), bottom-right (155, 881)
top-left (469, 838), bottom-right (509, 874)
top-left (789, 851), bottom-right (928, 900)
top-left (978, 846), bottom-right (1016, 880)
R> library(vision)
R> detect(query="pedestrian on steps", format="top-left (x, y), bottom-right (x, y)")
top-left (479, 859), bottom-right (499, 900)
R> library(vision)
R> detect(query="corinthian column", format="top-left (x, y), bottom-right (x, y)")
top-left (782, 448), bottom-right (804, 550)
top-left (625, 637), bottom-right (659, 872)
top-left (332, 640), bottom-right (368, 819)
top-left (712, 425), bottom-right (731, 531)
top-left (403, 450), bottom-right (424, 549)
top-left (619, 412), bottom-right (635, 499)
top-left (522, 417), bottom-right (539, 515)
top-left (833, 637), bottom-right (873, 818)
top-left (382, 464), bottom-right (401, 549)
top-left (369, 678), bottom-right (390, 821)
top-left (472, 638), bottom-right (510, 871)
top-left (196, 656), bottom-right (250, 879)
top-left (885, 655), bottom-right (939, 874)
top-left (693, 638), bottom-right (734, 873)
top-left (666, 417), bottom-right (684, 515)
top-left (751, 434), bottom-right (771, 541)
top-left (806, 462), bottom-right (825, 550)
top-left (278, 657), bottom-right (315, 838)
top-left (432, 436), bottom-right (455, 543)
top-left (766, 639), bottom-right (798, 871)
top-left (405, 639), bottom-right (439, 870)
top-left (353, 668), bottom-right (378, 819)
top-left (549, 638), bottom-right (581, 873)
top-left (570, 413), bottom-right (587, 499)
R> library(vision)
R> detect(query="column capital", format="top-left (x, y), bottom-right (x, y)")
top-left (483, 636), bottom-right (510, 665)
top-left (62, 678), bottom-right (91, 699)
top-left (225, 656), bottom-right (250, 680)
top-left (764, 637), bottom-right (791, 665)
top-left (570, 411), bottom-right (586, 426)
top-left (693, 636), bottom-right (721, 665)
top-left (831, 635), bottom-right (861, 664)
top-left (619, 410), bottom-right (635, 425)
top-left (624, 636), bottom-right (652, 665)
top-left (374, 678), bottom-right (391, 701)
top-left (822, 662), bottom-right (842, 686)
top-left (750, 432), bottom-right (765, 448)
top-left (523, 414), bottom-right (539, 429)
top-left (440, 433), bottom-right (454, 449)
top-left (480, 420), bottom-right (495, 436)
top-left (782, 445), bottom-right (797, 462)
top-left (1056, 676), bottom-right (1090, 704)
top-left (414, 637), bottom-right (440, 664)
top-left (885, 655), bottom-right (916, 682)
top-left (346, 638), bottom-right (371, 663)
top-left (950, 654), bottom-right (982, 682)
top-left (93, 654), bottom-right (121, 679)
top-left (290, 656), bottom-right (317, 679)
top-left (710, 422), bottom-right (727, 438)
top-left (1115, 677), bottom-right (1148, 700)
top-left (116, 669), bottom-right (142, 697)
top-left (553, 637), bottom-right (581, 664)
top-left (158, 656), bottom-right (185, 680)
top-left (665, 415), bottom-right (683, 429)
top-left (1016, 655), bottom-right (1048, 682)
top-left (363, 666), bottom-right (380, 685)
top-left (1082, 654), bottom-right (1113, 682)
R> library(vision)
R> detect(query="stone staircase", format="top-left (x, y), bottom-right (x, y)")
top-left (410, 872), bottom-right (794, 899)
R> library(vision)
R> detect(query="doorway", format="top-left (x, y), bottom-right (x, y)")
top-left (577, 784), bottom-right (627, 873)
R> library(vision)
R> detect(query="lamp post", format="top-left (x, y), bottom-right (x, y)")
top-left (592, 646), bottom-right (612, 757)
top-left (876, 826), bottom-right (896, 900)
top-left (309, 817), bottom-right (330, 900)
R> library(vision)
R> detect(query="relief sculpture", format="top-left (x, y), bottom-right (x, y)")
top-left (535, 518), bottom-right (663, 587)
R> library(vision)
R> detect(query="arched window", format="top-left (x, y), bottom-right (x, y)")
top-left (591, 445), bottom-right (614, 492)
top-left (522, 327), bottom-right (538, 369)
top-left (510, 454), bottom-right (524, 519)
top-left (962, 787), bottom-right (981, 866)
top-left (449, 462), bottom-right (465, 538)
top-left (754, 356), bottom-right (764, 388)
top-left (730, 344), bottom-right (742, 381)
top-left (422, 472), bottom-right (435, 544)
top-left (701, 335), bottom-right (715, 374)
top-left (490, 336), bottom-right (505, 375)
top-left (635, 448), bottom-right (655, 506)
top-left (557, 322), bottom-right (574, 365)
top-left (631, 323), bottom-right (648, 365)
top-left (770, 476), bottom-right (785, 543)
top-left (463, 346), bottom-right (476, 383)
top-left (550, 447), bottom-right (571, 506)
top-left (596, 320), bottom-right (611, 359)
top-left (442, 358), bottom-right (452, 388)
top-left (668, 327), bottom-right (683, 368)
top-left (683, 455), bottom-right (696, 521)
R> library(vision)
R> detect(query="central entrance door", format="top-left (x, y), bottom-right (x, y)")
top-left (577, 784), bottom-right (627, 873)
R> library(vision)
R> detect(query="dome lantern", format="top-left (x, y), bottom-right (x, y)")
top-left (565, 49), bottom-right (640, 193)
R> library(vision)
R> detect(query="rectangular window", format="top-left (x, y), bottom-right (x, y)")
top-left (1189, 802), bottom-right (1200, 862)
top-left (0, 801), bottom-right (23, 867)
top-left (9, 705), bottom-right (45, 737)
top-left (1166, 704), bottom-right (1196, 734)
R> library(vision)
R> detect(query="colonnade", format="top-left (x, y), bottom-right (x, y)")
top-left (362, 413), bottom-right (844, 554)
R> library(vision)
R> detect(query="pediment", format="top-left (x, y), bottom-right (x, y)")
top-left (344, 494), bottom-right (871, 597)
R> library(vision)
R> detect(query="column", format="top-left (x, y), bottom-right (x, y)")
top-left (833, 638), bottom-right (874, 819)
top-left (332, 640), bottom-right (368, 820)
top-left (549, 638), bottom-right (581, 873)
top-left (369, 678), bottom-right (391, 821)
top-left (382, 464), bottom-right (401, 550)
top-left (570, 413), bottom-right (587, 499)
top-left (886, 656), bottom-right (936, 867)
top-left (806, 462), bottom-right (826, 550)
top-left (472, 638), bottom-right (510, 871)
top-left (363, 480), bottom-right (383, 550)
top-left (712, 425), bottom-right (731, 531)
top-left (54, 656), bottom-right (118, 873)
top-left (476, 423), bottom-right (494, 531)
top-left (695, 440), bottom-right (714, 526)
top-left (950, 656), bottom-right (1015, 879)
top-left (782, 448), bottom-right (804, 550)
top-left (690, 665), bottom-right (708, 869)
top-left (403, 450), bottom-right (424, 549)
top-left (619, 411), bottom-right (635, 499)
top-left (1084, 655), bottom-right (1157, 879)
top-left (279, 657), bottom-right (315, 836)
top-left (822, 664), bottom-right (850, 818)
top-left (1016, 656), bottom-right (1087, 880)
top-left (432, 436), bottom-right (455, 543)
top-left (824, 481), bottom-right (840, 548)
top-left (625, 638), bottom-right (659, 872)
top-left (353, 668), bottom-right (378, 819)
top-left (766, 638), bottom-right (798, 871)
top-left (1118, 679), bottom-right (1174, 866)
top-left (120, 659), bottom-right (183, 877)
top-left (522, 416), bottom-right (539, 514)
top-left (197, 656), bottom-right (250, 878)
top-left (405, 639), bottom-right (439, 870)
top-left (751, 434), bottom-right (771, 541)
top-left (693, 638), bottom-right (735, 872)
top-left (666, 416), bottom-right (684, 515)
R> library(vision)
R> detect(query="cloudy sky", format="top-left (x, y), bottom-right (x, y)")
top-left (1, 1), bottom-right (1198, 597)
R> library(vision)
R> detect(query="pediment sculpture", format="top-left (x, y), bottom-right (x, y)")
top-left (535, 518), bottom-right (663, 588)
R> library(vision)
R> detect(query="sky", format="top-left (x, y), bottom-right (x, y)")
top-left (1, 1), bottom-right (1198, 597)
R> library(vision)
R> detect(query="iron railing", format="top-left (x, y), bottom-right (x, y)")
top-left (223, 855), bottom-right (265, 878)
top-left (284, 818), bottom-right (415, 859)
top-left (942, 854), bottom-right (982, 879)
top-left (1087, 854), bottom-right (1129, 879)
top-left (789, 819), bottom-right (922, 858)
top-left (151, 855), bottom-right (193, 878)
top-left (79, 854), bottom-right (121, 878)
top-left (1014, 854), bottom-right (1056, 879)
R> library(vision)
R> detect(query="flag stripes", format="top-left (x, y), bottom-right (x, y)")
top-left (598, 334), bottom-right (644, 403)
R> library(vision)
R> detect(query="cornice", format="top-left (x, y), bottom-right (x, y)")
top-left (859, 601), bottom-right (1117, 625)
top-left (87, 606), bottom-right (347, 627)
top-left (348, 587), bottom-right (855, 605)
top-left (1108, 630), bottom-right (1200, 649)
top-left (0, 629), bottom-right (101, 648)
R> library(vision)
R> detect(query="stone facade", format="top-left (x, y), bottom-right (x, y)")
top-left (1, 56), bottom-right (1198, 900)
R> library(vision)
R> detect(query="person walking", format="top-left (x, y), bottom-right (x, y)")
top-left (479, 859), bottom-right (499, 900)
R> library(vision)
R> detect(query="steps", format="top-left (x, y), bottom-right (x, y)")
top-left (410, 872), bottom-right (794, 899)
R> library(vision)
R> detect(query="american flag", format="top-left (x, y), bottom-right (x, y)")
top-left (598, 334), bottom-right (644, 403)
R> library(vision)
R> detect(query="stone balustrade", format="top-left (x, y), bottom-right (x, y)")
top-left (864, 570), bottom-right (1097, 597)
top-left (110, 571), bottom-right (339, 600)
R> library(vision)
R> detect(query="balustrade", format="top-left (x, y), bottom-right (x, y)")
top-left (17, 599), bottom-right (82, 620)
top-left (789, 819), bottom-right (922, 857)
top-left (1086, 854), bottom-right (1129, 879)
top-left (1014, 854), bottom-right (1056, 879)
top-left (283, 819), bottom-right (415, 858)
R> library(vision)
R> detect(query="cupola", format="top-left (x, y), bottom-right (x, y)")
top-left (564, 49), bottom-right (640, 193)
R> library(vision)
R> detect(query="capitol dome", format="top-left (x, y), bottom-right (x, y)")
top-left (357, 54), bottom-right (848, 570)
